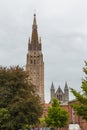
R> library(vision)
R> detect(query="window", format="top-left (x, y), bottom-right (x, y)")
top-left (30, 60), bottom-right (32, 64)
top-left (34, 60), bottom-right (36, 64)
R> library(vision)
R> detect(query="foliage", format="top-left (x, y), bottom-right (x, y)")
top-left (39, 117), bottom-right (46, 127)
top-left (0, 66), bottom-right (43, 129)
top-left (45, 98), bottom-right (68, 128)
top-left (0, 108), bottom-right (10, 129)
top-left (71, 61), bottom-right (87, 121)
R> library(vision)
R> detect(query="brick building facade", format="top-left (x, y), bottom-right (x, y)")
top-left (43, 101), bottom-right (87, 130)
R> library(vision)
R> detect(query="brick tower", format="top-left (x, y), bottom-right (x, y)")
top-left (26, 14), bottom-right (44, 103)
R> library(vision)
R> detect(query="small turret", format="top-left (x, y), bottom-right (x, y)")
top-left (64, 82), bottom-right (69, 102)
top-left (28, 38), bottom-right (30, 51)
top-left (50, 82), bottom-right (55, 103)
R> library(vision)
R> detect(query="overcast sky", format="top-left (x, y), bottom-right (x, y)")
top-left (0, 0), bottom-right (87, 103)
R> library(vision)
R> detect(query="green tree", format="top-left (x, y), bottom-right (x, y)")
top-left (71, 61), bottom-right (87, 121)
top-left (39, 117), bottom-right (46, 128)
top-left (45, 98), bottom-right (68, 129)
top-left (0, 66), bottom-right (43, 129)
top-left (0, 108), bottom-right (10, 129)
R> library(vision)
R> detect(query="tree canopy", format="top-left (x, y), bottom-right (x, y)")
top-left (45, 98), bottom-right (68, 128)
top-left (71, 61), bottom-right (87, 121)
top-left (0, 66), bottom-right (43, 130)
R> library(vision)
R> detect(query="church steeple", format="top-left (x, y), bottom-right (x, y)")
top-left (26, 14), bottom-right (44, 103)
top-left (29, 14), bottom-right (41, 51)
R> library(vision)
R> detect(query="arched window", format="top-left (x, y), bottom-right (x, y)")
top-left (34, 60), bottom-right (36, 64)
top-left (30, 60), bottom-right (32, 64)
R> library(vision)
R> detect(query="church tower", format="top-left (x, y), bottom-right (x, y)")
top-left (50, 82), bottom-right (69, 104)
top-left (26, 14), bottom-right (44, 103)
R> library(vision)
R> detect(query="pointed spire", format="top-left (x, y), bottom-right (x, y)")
top-left (64, 82), bottom-right (68, 89)
top-left (28, 14), bottom-right (41, 51)
top-left (33, 13), bottom-right (37, 26)
top-left (31, 14), bottom-right (39, 50)
top-left (51, 82), bottom-right (55, 90)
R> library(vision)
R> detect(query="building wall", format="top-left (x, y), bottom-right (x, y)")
top-left (68, 100), bottom-right (87, 130)
top-left (26, 50), bottom-right (44, 102)
top-left (43, 102), bottom-right (87, 130)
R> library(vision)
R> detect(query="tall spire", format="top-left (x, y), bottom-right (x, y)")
top-left (29, 14), bottom-right (41, 51)
top-left (33, 13), bottom-right (37, 25)
top-left (31, 14), bottom-right (38, 48)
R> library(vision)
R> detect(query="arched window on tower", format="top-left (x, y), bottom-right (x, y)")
top-left (59, 95), bottom-right (60, 100)
top-left (60, 95), bottom-right (62, 101)
top-left (30, 60), bottom-right (32, 64)
top-left (34, 60), bottom-right (36, 64)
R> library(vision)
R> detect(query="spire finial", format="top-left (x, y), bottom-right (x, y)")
top-left (34, 13), bottom-right (36, 16)
top-left (33, 13), bottom-right (37, 26)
